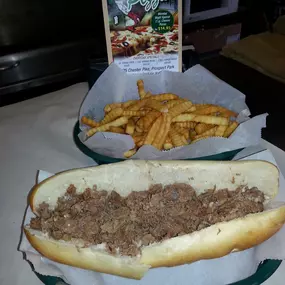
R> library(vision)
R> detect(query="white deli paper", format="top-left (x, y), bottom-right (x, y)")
top-left (79, 63), bottom-right (267, 159)
top-left (19, 149), bottom-right (285, 285)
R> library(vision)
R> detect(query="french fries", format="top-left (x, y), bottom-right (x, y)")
top-left (175, 121), bottom-right (196, 129)
top-left (195, 123), bottom-right (214, 135)
top-left (109, 126), bottom-right (125, 134)
top-left (215, 125), bottom-right (227, 137)
top-left (126, 99), bottom-right (147, 111)
top-left (145, 99), bottom-right (168, 112)
top-left (152, 93), bottom-right (178, 101)
top-left (100, 108), bottom-right (123, 125)
top-left (174, 124), bottom-right (190, 141)
top-left (163, 135), bottom-right (173, 150)
top-left (137, 80), bottom-right (147, 99)
top-left (189, 129), bottom-right (197, 140)
top-left (136, 137), bottom-right (145, 147)
top-left (165, 99), bottom-right (183, 109)
top-left (168, 101), bottom-right (193, 118)
top-left (224, 121), bottom-right (239, 138)
top-left (81, 79), bottom-right (240, 158)
top-left (123, 110), bottom-right (146, 117)
top-left (194, 126), bottom-right (218, 140)
top-left (104, 103), bottom-right (122, 113)
top-left (169, 128), bottom-right (188, 147)
top-left (125, 118), bottom-right (135, 135)
top-left (142, 110), bottom-right (161, 130)
top-left (172, 114), bottom-right (229, 126)
top-left (163, 142), bottom-right (173, 150)
top-left (133, 133), bottom-right (144, 144)
top-left (124, 148), bottom-right (137, 158)
top-left (192, 106), bottom-right (222, 115)
top-left (143, 115), bottom-right (163, 145)
top-left (135, 125), bottom-right (144, 133)
top-left (86, 117), bottom-right (128, 137)
top-left (81, 116), bottom-right (98, 128)
top-left (152, 113), bottom-right (171, 150)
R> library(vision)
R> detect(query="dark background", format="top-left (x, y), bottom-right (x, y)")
top-left (1, 0), bottom-right (285, 149)
top-left (0, 0), bottom-right (105, 53)
top-left (1, 0), bottom-right (282, 53)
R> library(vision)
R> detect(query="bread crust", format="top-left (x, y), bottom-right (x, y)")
top-left (25, 160), bottom-right (285, 280)
top-left (25, 228), bottom-right (149, 279)
top-left (140, 206), bottom-right (285, 267)
top-left (25, 206), bottom-right (285, 279)
top-left (30, 160), bottom-right (279, 212)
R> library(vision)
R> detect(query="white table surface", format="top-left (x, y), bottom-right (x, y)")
top-left (0, 83), bottom-right (284, 285)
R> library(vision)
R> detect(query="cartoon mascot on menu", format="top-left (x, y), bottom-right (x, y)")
top-left (109, 0), bottom-right (160, 30)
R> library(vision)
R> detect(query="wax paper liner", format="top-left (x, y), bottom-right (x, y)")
top-left (78, 64), bottom-right (265, 159)
top-left (19, 149), bottom-right (285, 285)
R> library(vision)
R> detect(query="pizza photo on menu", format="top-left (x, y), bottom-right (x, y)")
top-left (102, 0), bottom-right (182, 74)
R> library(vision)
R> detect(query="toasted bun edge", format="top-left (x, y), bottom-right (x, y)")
top-left (140, 205), bottom-right (285, 267)
top-left (25, 205), bottom-right (285, 277)
top-left (30, 160), bottom-right (279, 212)
top-left (24, 228), bottom-right (150, 280)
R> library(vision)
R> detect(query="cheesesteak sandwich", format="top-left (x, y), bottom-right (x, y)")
top-left (25, 160), bottom-right (285, 279)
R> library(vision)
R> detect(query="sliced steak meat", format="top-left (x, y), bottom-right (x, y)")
top-left (30, 217), bottom-right (41, 230)
top-left (29, 184), bottom-right (265, 257)
top-left (164, 183), bottom-right (196, 203)
top-left (242, 187), bottom-right (265, 203)
top-left (125, 191), bottom-right (149, 209)
top-left (66, 184), bottom-right (77, 195)
top-left (141, 234), bottom-right (156, 246)
top-left (37, 202), bottom-right (51, 219)
top-left (148, 184), bottom-right (163, 194)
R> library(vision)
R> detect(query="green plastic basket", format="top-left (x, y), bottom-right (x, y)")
top-left (35, 260), bottom-right (282, 285)
top-left (73, 121), bottom-right (243, 164)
